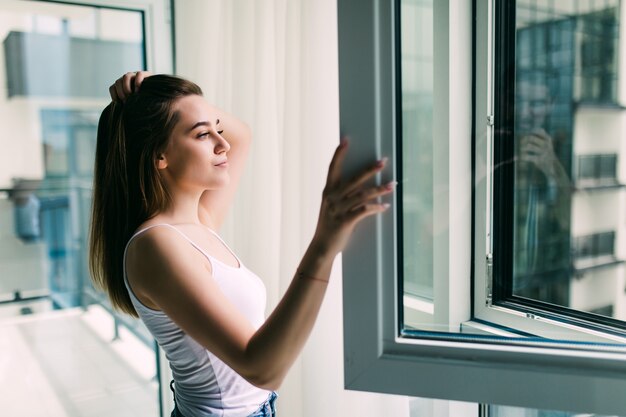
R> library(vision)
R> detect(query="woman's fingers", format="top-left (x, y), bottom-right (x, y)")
top-left (342, 182), bottom-right (395, 212)
top-left (341, 157), bottom-right (387, 198)
top-left (322, 138), bottom-right (393, 215)
top-left (315, 137), bottom-right (394, 255)
top-left (134, 71), bottom-right (151, 91)
top-left (121, 72), bottom-right (135, 96)
top-left (109, 71), bottom-right (152, 101)
top-left (325, 137), bottom-right (350, 188)
top-left (347, 202), bottom-right (391, 223)
top-left (113, 80), bottom-right (126, 102)
top-left (323, 180), bottom-right (394, 227)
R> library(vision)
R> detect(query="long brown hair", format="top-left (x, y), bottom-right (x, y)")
top-left (89, 74), bottom-right (203, 316)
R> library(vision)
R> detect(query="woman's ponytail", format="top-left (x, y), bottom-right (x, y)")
top-left (89, 101), bottom-right (137, 316)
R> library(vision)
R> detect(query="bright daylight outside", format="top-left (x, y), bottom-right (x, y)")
top-left (0, 1), bottom-right (161, 416)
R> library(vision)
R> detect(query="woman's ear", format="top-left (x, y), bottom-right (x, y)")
top-left (157, 155), bottom-right (167, 169)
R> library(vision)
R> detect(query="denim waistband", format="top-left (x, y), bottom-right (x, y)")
top-left (249, 391), bottom-right (278, 417)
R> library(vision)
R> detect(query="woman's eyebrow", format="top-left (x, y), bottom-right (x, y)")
top-left (188, 119), bottom-right (220, 132)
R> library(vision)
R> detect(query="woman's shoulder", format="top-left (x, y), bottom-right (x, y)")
top-left (124, 221), bottom-right (210, 311)
top-left (125, 221), bottom-right (211, 286)
top-left (127, 221), bottom-right (184, 262)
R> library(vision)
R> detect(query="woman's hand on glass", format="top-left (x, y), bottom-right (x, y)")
top-left (109, 71), bottom-right (152, 102)
top-left (313, 136), bottom-right (395, 257)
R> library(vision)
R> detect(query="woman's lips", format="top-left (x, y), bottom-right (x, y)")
top-left (215, 161), bottom-right (228, 167)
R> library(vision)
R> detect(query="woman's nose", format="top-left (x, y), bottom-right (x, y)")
top-left (215, 132), bottom-right (231, 153)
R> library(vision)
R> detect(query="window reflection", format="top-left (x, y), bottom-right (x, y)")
top-left (513, 0), bottom-right (625, 319)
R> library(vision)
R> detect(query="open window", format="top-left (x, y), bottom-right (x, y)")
top-left (338, 0), bottom-right (626, 414)
top-left (474, 0), bottom-right (626, 343)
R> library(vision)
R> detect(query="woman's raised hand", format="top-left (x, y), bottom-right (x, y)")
top-left (312, 137), bottom-right (395, 257)
top-left (109, 71), bottom-right (152, 102)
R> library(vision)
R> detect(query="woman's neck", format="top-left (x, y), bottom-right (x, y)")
top-left (157, 189), bottom-right (203, 225)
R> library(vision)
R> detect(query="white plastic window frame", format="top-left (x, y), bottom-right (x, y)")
top-left (338, 0), bottom-right (626, 414)
top-left (35, 0), bottom-right (174, 415)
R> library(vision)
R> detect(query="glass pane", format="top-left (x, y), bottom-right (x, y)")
top-left (401, 0), bottom-right (434, 319)
top-left (512, 0), bottom-right (625, 320)
top-left (489, 403), bottom-right (624, 417)
top-left (0, 1), bottom-right (159, 415)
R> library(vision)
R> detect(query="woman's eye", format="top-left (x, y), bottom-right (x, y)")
top-left (197, 129), bottom-right (224, 138)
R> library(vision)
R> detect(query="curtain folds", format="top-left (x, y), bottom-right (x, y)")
top-left (174, 1), bottom-right (409, 416)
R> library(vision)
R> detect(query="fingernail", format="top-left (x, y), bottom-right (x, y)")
top-left (340, 136), bottom-right (349, 147)
top-left (382, 203), bottom-right (391, 209)
top-left (385, 181), bottom-right (397, 190)
top-left (376, 157), bottom-right (388, 167)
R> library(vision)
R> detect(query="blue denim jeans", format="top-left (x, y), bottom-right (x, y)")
top-left (248, 391), bottom-right (278, 417)
top-left (170, 380), bottom-right (278, 417)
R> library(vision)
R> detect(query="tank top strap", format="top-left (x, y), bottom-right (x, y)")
top-left (124, 223), bottom-right (242, 270)
top-left (127, 223), bottom-right (173, 240)
top-left (125, 223), bottom-right (216, 261)
top-left (204, 226), bottom-right (243, 266)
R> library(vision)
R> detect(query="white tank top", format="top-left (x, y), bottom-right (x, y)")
top-left (123, 224), bottom-right (271, 417)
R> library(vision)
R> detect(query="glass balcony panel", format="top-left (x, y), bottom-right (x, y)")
top-left (0, 1), bottom-right (160, 415)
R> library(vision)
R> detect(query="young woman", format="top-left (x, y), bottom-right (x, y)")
top-left (89, 71), bottom-right (394, 417)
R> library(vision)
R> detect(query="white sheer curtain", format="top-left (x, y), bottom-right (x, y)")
top-left (174, 1), bottom-right (409, 416)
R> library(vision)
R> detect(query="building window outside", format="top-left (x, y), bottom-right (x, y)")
top-left (579, 6), bottom-right (620, 104)
top-left (577, 154), bottom-right (619, 187)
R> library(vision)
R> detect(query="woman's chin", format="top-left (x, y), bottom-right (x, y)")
top-left (207, 177), bottom-right (230, 190)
